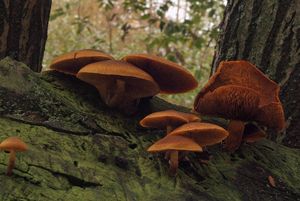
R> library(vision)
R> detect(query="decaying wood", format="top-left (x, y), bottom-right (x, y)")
top-left (0, 57), bottom-right (299, 201)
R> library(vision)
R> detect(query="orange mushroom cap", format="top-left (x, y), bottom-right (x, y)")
top-left (140, 110), bottom-right (200, 129)
top-left (168, 122), bottom-right (229, 146)
top-left (195, 85), bottom-right (260, 121)
top-left (50, 49), bottom-right (114, 75)
top-left (0, 137), bottom-right (28, 152)
top-left (147, 135), bottom-right (203, 152)
top-left (77, 60), bottom-right (159, 106)
top-left (122, 54), bottom-right (198, 93)
top-left (194, 60), bottom-right (285, 130)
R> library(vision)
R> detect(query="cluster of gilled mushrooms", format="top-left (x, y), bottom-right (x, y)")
top-left (49, 49), bottom-right (198, 113)
top-left (50, 50), bottom-right (285, 176)
top-left (0, 137), bottom-right (28, 176)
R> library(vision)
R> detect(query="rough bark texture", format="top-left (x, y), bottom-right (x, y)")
top-left (212, 0), bottom-right (300, 148)
top-left (0, 0), bottom-right (51, 72)
top-left (0, 57), bottom-right (299, 200)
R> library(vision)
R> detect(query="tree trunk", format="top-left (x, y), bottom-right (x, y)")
top-left (212, 0), bottom-right (300, 148)
top-left (0, 57), bottom-right (299, 201)
top-left (0, 0), bottom-right (51, 72)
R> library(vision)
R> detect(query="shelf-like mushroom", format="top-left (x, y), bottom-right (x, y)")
top-left (148, 135), bottom-right (202, 176)
top-left (50, 49), bottom-right (114, 75)
top-left (194, 60), bottom-right (285, 152)
top-left (140, 110), bottom-right (201, 134)
top-left (77, 60), bottom-right (159, 113)
top-left (0, 137), bottom-right (28, 176)
top-left (122, 54), bottom-right (198, 93)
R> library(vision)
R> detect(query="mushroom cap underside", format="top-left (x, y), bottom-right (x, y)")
top-left (50, 49), bottom-right (114, 75)
top-left (168, 122), bottom-right (229, 146)
top-left (0, 137), bottom-right (28, 152)
top-left (194, 60), bottom-right (281, 108)
top-left (243, 123), bottom-right (267, 143)
top-left (122, 54), bottom-right (198, 93)
top-left (77, 60), bottom-right (160, 99)
top-left (147, 135), bottom-right (203, 152)
top-left (140, 110), bottom-right (200, 129)
top-left (195, 85), bottom-right (285, 130)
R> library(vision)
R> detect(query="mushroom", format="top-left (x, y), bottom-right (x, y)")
top-left (194, 60), bottom-right (285, 152)
top-left (122, 54), bottom-right (198, 93)
top-left (50, 49), bottom-right (114, 75)
top-left (0, 137), bottom-right (28, 176)
top-left (242, 123), bottom-right (267, 143)
top-left (140, 110), bottom-right (201, 134)
top-left (168, 122), bottom-right (229, 147)
top-left (77, 60), bottom-right (160, 113)
top-left (147, 135), bottom-right (202, 176)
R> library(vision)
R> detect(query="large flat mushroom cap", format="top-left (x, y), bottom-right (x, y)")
top-left (140, 110), bottom-right (199, 129)
top-left (169, 122), bottom-right (229, 146)
top-left (50, 49), bottom-right (114, 75)
top-left (0, 137), bottom-right (28, 152)
top-left (77, 60), bottom-right (159, 99)
top-left (122, 54), bottom-right (198, 93)
top-left (147, 135), bottom-right (203, 152)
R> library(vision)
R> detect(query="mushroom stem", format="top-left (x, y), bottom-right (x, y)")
top-left (7, 150), bottom-right (16, 176)
top-left (168, 151), bottom-right (179, 176)
top-left (224, 120), bottom-right (245, 152)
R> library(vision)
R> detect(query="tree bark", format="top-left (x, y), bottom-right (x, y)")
top-left (0, 57), bottom-right (299, 201)
top-left (0, 0), bottom-right (51, 72)
top-left (212, 0), bottom-right (300, 148)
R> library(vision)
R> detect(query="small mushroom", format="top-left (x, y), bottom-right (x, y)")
top-left (77, 60), bottom-right (159, 113)
top-left (0, 137), bottom-right (28, 176)
top-left (194, 60), bottom-right (285, 152)
top-left (147, 135), bottom-right (202, 176)
top-left (122, 54), bottom-right (198, 93)
top-left (140, 110), bottom-right (201, 134)
top-left (50, 49), bottom-right (114, 75)
top-left (168, 122), bottom-right (229, 147)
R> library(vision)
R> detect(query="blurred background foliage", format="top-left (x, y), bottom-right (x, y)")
top-left (44, 0), bottom-right (225, 107)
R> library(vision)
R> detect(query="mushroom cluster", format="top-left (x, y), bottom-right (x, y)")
top-left (0, 136), bottom-right (28, 176)
top-left (50, 50), bottom-right (198, 114)
top-left (140, 110), bottom-right (228, 175)
top-left (194, 60), bottom-right (285, 152)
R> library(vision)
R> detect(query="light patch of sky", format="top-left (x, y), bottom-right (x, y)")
top-left (155, 0), bottom-right (227, 22)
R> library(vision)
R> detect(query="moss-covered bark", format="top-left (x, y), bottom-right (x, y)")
top-left (0, 57), bottom-right (299, 201)
top-left (212, 0), bottom-right (300, 148)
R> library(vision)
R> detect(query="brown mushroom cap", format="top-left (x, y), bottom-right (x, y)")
top-left (0, 137), bottom-right (28, 152)
top-left (194, 60), bottom-right (285, 130)
top-left (77, 60), bottom-right (159, 104)
top-left (122, 54), bottom-right (198, 93)
top-left (147, 135), bottom-right (203, 152)
top-left (140, 110), bottom-right (200, 129)
top-left (50, 49), bottom-right (114, 75)
top-left (195, 85), bottom-right (260, 121)
top-left (168, 122), bottom-right (229, 146)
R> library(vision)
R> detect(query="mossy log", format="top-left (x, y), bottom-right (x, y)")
top-left (0, 57), bottom-right (299, 201)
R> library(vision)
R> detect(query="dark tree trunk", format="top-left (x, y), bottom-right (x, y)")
top-left (0, 0), bottom-right (51, 72)
top-left (212, 0), bottom-right (300, 148)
